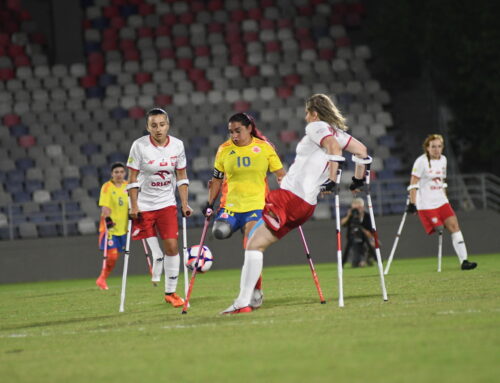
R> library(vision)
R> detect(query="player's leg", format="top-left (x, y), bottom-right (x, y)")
top-left (96, 235), bottom-right (120, 290)
top-left (146, 236), bottom-right (164, 284)
top-left (242, 211), bottom-right (264, 308)
top-left (444, 214), bottom-right (477, 270)
top-left (212, 209), bottom-right (236, 240)
top-left (158, 206), bottom-right (185, 307)
top-left (221, 220), bottom-right (279, 314)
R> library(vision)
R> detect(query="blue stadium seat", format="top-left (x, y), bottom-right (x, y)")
top-left (46, 212), bottom-right (63, 222)
top-left (29, 212), bottom-right (47, 223)
top-left (62, 177), bottom-right (80, 190)
top-left (25, 179), bottom-right (43, 193)
top-left (6, 169), bottom-right (24, 183)
top-left (41, 203), bottom-right (61, 213)
top-left (88, 187), bottom-right (100, 199)
top-left (12, 214), bottom-right (28, 224)
top-left (0, 227), bottom-right (10, 240)
top-left (51, 189), bottom-right (70, 201)
top-left (6, 181), bottom-right (24, 194)
top-left (110, 107), bottom-right (128, 120)
top-left (81, 143), bottom-right (101, 156)
top-left (16, 158), bottom-right (35, 170)
top-left (38, 223), bottom-right (60, 237)
top-left (120, 4), bottom-right (138, 18)
top-left (86, 86), bottom-right (105, 98)
top-left (90, 17), bottom-right (110, 30)
top-left (99, 74), bottom-right (116, 87)
top-left (10, 124), bottom-right (29, 137)
top-left (107, 152), bottom-right (127, 163)
top-left (64, 201), bottom-right (80, 212)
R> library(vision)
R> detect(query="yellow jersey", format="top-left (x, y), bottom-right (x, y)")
top-left (98, 180), bottom-right (129, 236)
top-left (214, 137), bottom-right (283, 212)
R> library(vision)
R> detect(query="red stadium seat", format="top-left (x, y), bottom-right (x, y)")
top-left (18, 135), bottom-right (36, 148)
top-left (265, 41), bottom-right (280, 53)
top-left (155, 25), bottom-right (171, 36)
top-left (14, 55), bottom-right (30, 67)
top-left (243, 32), bottom-right (258, 43)
top-left (242, 65), bottom-right (258, 77)
top-left (138, 3), bottom-right (155, 16)
top-left (159, 48), bottom-right (175, 59)
top-left (88, 62), bottom-right (104, 76)
top-left (173, 36), bottom-right (189, 47)
top-left (179, 12), bottom-right (194, 24)
top-left (336, 36), bottom-right (351, 47)
top-left (279, 130), bottom-right (299, 143)
top-left (162, 14), bottom-right (176, 26)
top-left (129, 107), bottom-right (145, 119)
top-left (319, 48), bottom-right (335, 60)
top-left (277, 86), bottom-right (293, 99)
top-left (208, 23), bottom-right (223, 33)
top-left (188, 68), bottom-right (205, 82)
top-left (135, 72), bottom-right (152, 85)
top-left (80, 75), bottom-right (98, 88)
top-left (110, 17), bottom-right (125, 29)
top-left (177, 58), bottom-right (193, 70)
top-left (123, 49), bottom-right (140, 61)
top-left (207, 0), bottom-right (223, 12)
top-left (298, 5), bottom-right (314, 16)
top-left (231, 10), bottom-right (245, 22)
top-left (0, 68), bottom-right (14, 81)
top-left (195, 79), bottom-right (212, 92)
top-left (247, 8), bottom-right (262, 20)
top-left (195, 46), bottom-right (210, 57)
top-left (233, 101), bottom-right (250, 112)
top-left (277, 19), bottom-right (292, 29)
top-left (231, 54), bottom-right (247, 67)
top-left (260, 19), bottom-right (274, 30)
top-left (103, 6), bottom-right (119, 18)
top-left (8, 44), bottom-right (25, 57)
top-left (3, 114), bottom-right (21, 127)
top-left (138, 27), bottom-right (153, 38)
top-left (155, 95), bottom-right (172, 106)
top-left (284, 74), bottom-right (301, 87)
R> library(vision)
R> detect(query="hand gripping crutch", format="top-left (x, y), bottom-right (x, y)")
top-left (297, 226), bottom-right (326, 304)
top-left (384, 196), bottom-right (410, 275)
top-left (141, 239), bottom-right (153, 276)
top-left (353, 155), bottom-right (388, 302)
top-left (331, 155), bottom-right (346, 307)
top-left (181, 214), bottom-right (212, 314)
top-left (119, 218), bottom-right (133, 312)
top-left (181, 215), bottom-right (190, 305)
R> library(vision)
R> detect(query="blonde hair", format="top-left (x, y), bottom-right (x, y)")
top-left (306, 94), bottom-right (348, 131)
top-left (422, 134), bottom-right (444, 167)
top-left (351, 197), bottom-right (365, 207)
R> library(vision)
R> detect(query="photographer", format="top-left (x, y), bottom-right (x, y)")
top-left (340, 198), bottom-right (375, 267)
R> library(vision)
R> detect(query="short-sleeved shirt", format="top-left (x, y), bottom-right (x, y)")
top-left (280, 121), bottom-right (352, 205)
top-left (98, 180), bottom-right (129, 236)
top-left (411, 154), bottom-right (448, 210)
top-left (213, 137), bottom-right (283, 212)
top-left (127, 135), bottom-right (187, 212)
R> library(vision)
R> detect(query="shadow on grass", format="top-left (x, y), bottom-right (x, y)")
top-left (0, 314), bottom-right (120, 331)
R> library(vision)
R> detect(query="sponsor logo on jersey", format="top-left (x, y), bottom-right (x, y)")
top-left (252, 146), bottom-right (261, 153)
top-left (229, 150), bottom-right (236, 155)
top-left (154, 170), bottom-right (170, 179)
top-left (147, 160), bottom-right (155, 164)
top-left (127, 157), bottom-right (134, 164)
top-left (170, 156), bottom-right (178, 166)
top-left (151, 180), bottom-right (171, 187)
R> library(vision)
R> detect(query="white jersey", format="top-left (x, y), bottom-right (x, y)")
top-left (127, 135), bottom-right (187, 212)
top-left (411, 154), bottom-right (448, 210)
top-left (281, 121), bottom-right (352, 205)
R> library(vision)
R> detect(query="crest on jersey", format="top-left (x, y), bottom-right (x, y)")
top-left (252, 146), bottom-right (261, 153)
top-left (154, 170), bottom-right (170, 179)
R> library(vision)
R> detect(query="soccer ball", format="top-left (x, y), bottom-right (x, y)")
top-left (185, 245), bottom-right (213, 273)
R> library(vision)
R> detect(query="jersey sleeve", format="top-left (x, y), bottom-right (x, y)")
top-left (98, 183), bottom-right (111, 208)
top-left (176, 141), bottom-right (187, 170)
top-left (305, 121), bottom-right (334, 147)
top-left (411, 156), bottom-right (425, 178)
top-left (214, 145), bottom-right (225, 172)
top-left (442, 156), bottom-right (447, 178)
top-left (127, 140), bottom-right (142, 171)
top-left (266, 144), bottom-right (284, 172)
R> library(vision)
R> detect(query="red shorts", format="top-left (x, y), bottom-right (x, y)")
top-left (131, 205), bottom-right (178, 240)
top-left (262, 189), bottom-right (315, 239)
top-left (417, 203), bottom-right (455, 235)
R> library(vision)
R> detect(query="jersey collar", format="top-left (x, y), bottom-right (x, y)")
top-left (150, 135), bottom-right (170, 147)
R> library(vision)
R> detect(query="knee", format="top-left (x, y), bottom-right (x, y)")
top-left (212, 221), bottom-right (232, 240)
top-left (435, 225), bottom-right (444, 234)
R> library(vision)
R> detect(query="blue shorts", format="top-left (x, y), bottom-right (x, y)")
top-left (99, 233), bottom-right (127, 251)
top-left (215, 209), bottom-right (262, 233)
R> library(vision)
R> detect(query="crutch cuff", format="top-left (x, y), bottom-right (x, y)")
top-left (126, 182), bottom-right (140, 190)
top-left (176, 179), bottom-right (189, 187)
top-left (407, 184), bottom-right (419, 191)
top-left (352, 155), bottom-right (373, 164)
top-left (327, 155), bottom-right (345, 162)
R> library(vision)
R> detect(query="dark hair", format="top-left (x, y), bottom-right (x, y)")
top-left (228, 113), bottom-right (274, 148)
top-left (111, 162), bottom-right (125, 172)
top-left (147, 107), bottom-right (169, 123)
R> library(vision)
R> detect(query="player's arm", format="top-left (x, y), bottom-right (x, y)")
top-left (273, 168), bottom-right (286, 184)
top-left (127, 168), bottom-right (140, 219)
top-left (321, 135), bottom-right (342, 193)
top-left (340, 208), bottom-right (352, 226)
top-left (203, 168), bottom-right (224, 216)
top-left (175, 168), bottom-right (192, 217)
top-left (407, 175), bottom-right (420, 213)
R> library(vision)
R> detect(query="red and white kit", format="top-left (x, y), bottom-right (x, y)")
top-left (127, 135), bottom-right (187, 212)
top-left (412, 154), bottom-right (448, 210)
top-left (264, 121), bottom-right (352, 238)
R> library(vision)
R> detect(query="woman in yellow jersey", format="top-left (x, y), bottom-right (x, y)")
top-left (203, 113), bottom-right (286, 307)
top-left (96, 162), bottom-right (129, 290)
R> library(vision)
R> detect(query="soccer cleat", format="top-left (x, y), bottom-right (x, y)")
top-left (249, 289), bottom-right (264, 309)
top-left (461, 260), bottom-right (477, 270)
top-left (96, 277), bottom-right (108, 290)
top-left (220, 304), bottom-right (253, 315)
top-left (164, 293), bottom-right (185, 307)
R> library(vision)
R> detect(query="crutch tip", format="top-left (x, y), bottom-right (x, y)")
top-left (320, 300), bottom-right (326, 304)
top-left (181, 310), bottom-right (188, 315)
top-left (383, 298), bottom-right (389, 302)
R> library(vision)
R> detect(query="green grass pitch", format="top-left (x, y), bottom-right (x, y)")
top-left (1, 254), bottom-right (499, 383)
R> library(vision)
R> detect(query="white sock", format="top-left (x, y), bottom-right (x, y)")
top-left (234, 250), bottom-right (263, 308)
top-left (451, 231), bottom-right (468, 263)
top-left (146, 237), bottom-right (164, 282)
top-left (164, 254), bottom-right (180, 293)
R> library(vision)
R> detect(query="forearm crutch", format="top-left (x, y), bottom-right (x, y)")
top-left (181, 214), bottom-right (212, 314)
top-left (100, 226), bottom-right (108, 273)
top-left (141, 239), bottom-right (153, 276)
top-left (384, 196), bottom-right (410, 275)
top-left (331, 155), bottom-right (346, 308)
top-left (182, 216), bottom-right (190, 304)
top-left (297, 225), bottom-right (326, 304)
top-left (119, 219), bottom-right (133, 312)
top-left (353, 155), bottom-right (388, 302)
top-left (437, 227), bottom-right (443, 272)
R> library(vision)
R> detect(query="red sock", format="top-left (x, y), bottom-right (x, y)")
top-left (254, 275), bottom-right (262, 290)
top-left (101, 248), bottom-right (118, 279)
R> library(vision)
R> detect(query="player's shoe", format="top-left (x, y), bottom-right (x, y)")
top-left (220, 304), bottom-right (253, 315)
top-left (164, 293), bottom-right (185, 307)
top-left (461, 260), bottom-right (477, 270)
top-left (96, 277), bottom-right (108, 290)
top-left (249, 288), bottom-right (264, 309)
